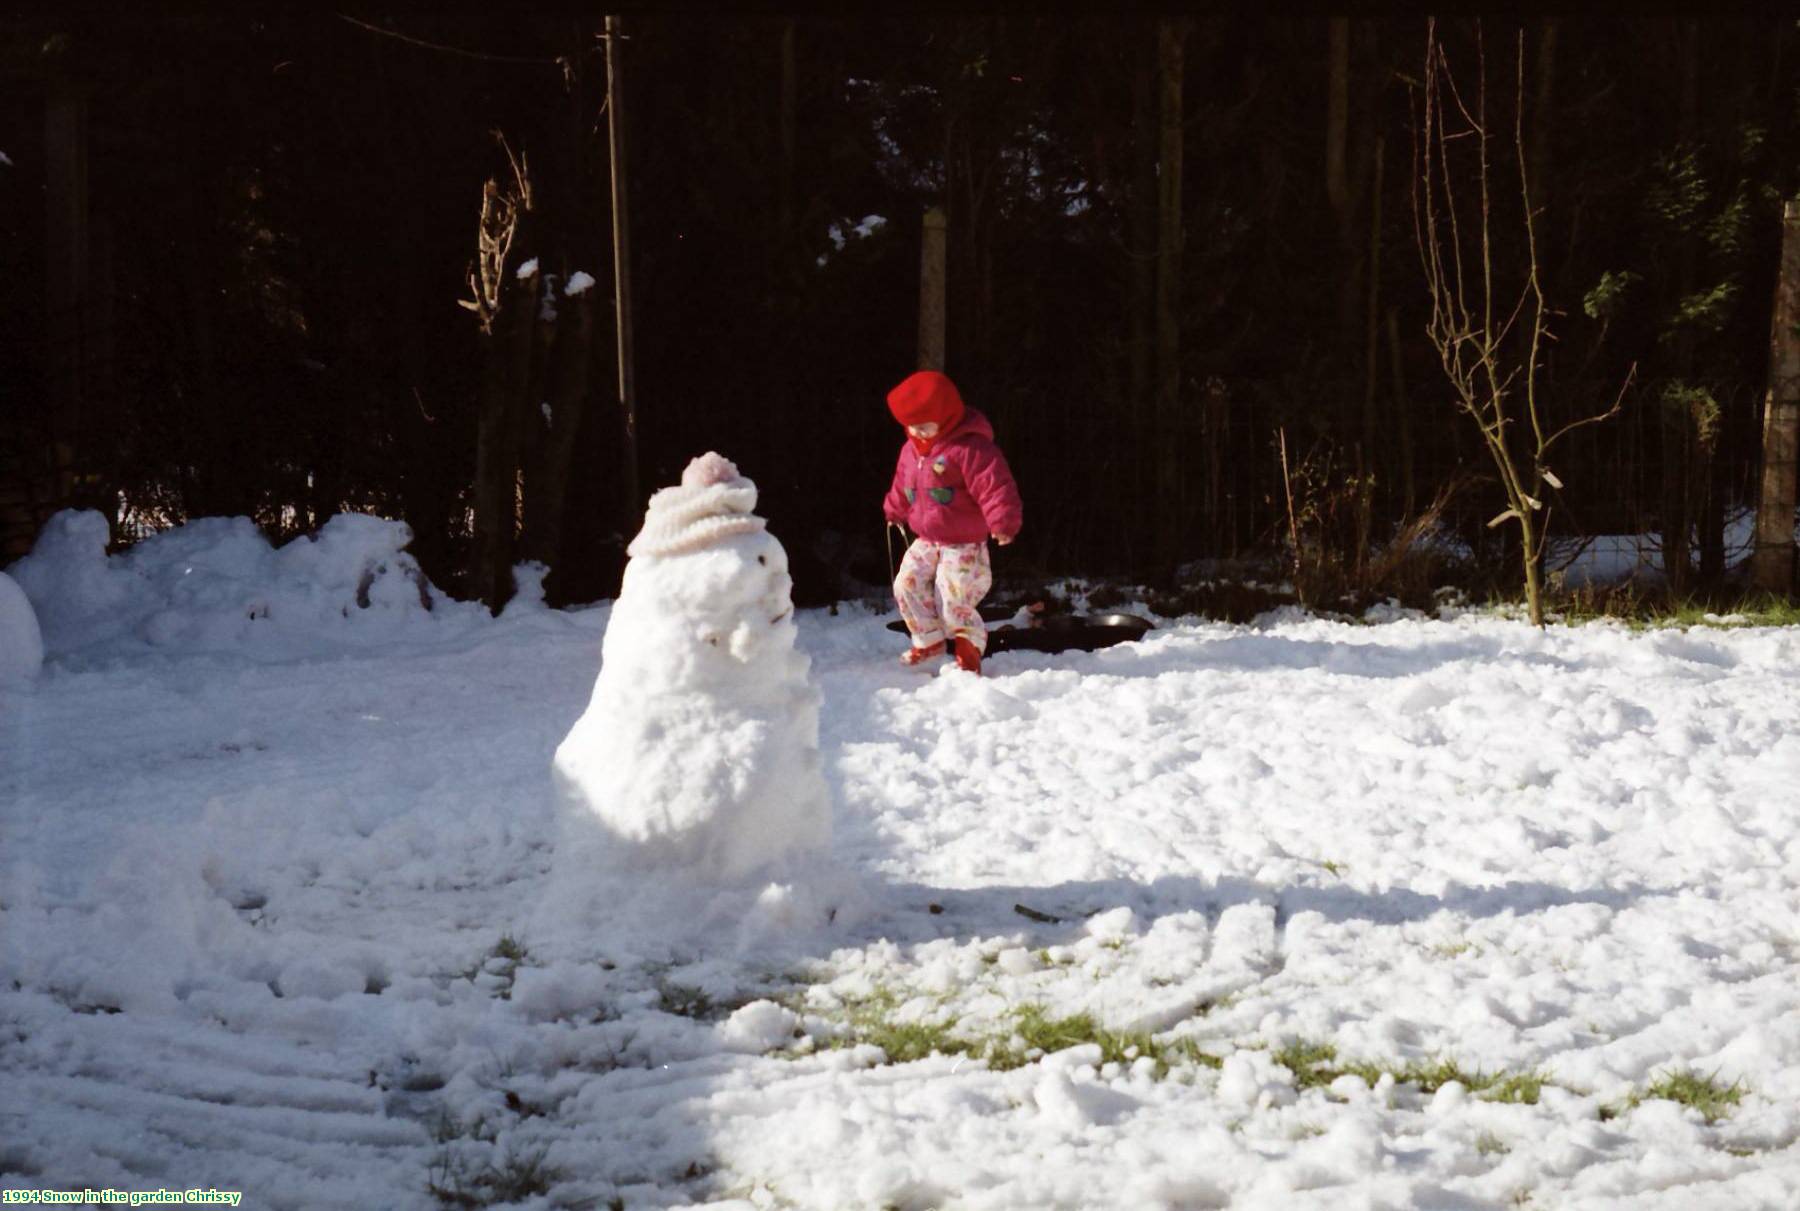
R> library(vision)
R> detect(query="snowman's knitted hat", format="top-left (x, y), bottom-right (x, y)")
top-left (628, 452), bottom-right (768, 558)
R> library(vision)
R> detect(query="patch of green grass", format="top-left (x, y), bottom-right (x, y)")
top-left (1272, 1039), bottom-right (1344, 1089)
top-left (1475, 1131), bottom-right (1510, 1157)
top-left (821, 988), bottom-right (978, 1065)
top-left (429, 1147), bottom-right (558, 1209)
top-left (455, 934), bottom-right (531, 1000)
top-left (1488, 1070), bottom-right (1550, 1105)
top-left (1551, 584), bottom-right (1800, 631)
top-left (1483, 1070), bottom-right (1549, 1105)
top-left (820, 994), bottom-right (1221, 1078)
top-left (1163, 1036), bottom-right (1227, 1071)
top-left (1638, 1067), bottom-right (1745, 1123)
top-left (1269, 1040), bottom-right (1548, 1104)
top-left (425, 1114), bottom-right (560, 1208)
top-left (1407, 1057), bottom-right (1492, 1096)
top-left (1000, 1004), bottom-right (1209, 1076)
top-left (658, 983), bottom-right (715, 1020)
top-left (857, 1016), bottom-right (981, 1065)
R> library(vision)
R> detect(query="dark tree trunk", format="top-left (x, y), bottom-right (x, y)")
top-left (524, 291), bottom-right (596, 594)
top-left (1327, 18), bottom-right (1359, 359)
top-left (1753, 201), bottom-right (1800, 594)
top-left (1127, 23), bottom-right (1156, 468)
top-left (1527, 20), bottom-right (1558, 235)
top-left (1153, 19), bottom-right (1188, 578)
top-left (45, 72), bottom-right (90, 522)
top-left (1664, 19), bottom-right (1703, 593)
top-left (473, 268), bottom-right (538, 613)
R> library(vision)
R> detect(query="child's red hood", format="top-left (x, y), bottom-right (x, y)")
top-left (887, 371), bottom-right (967, 453)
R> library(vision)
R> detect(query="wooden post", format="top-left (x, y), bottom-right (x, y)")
top-left (1751, 199), bottom-right (1800, 593)
top-left (606, 15), bottom-right (639, 522)
top-left (918, 206), bottom-right (947, 371)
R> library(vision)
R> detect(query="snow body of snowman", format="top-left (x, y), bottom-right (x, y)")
top-left (551, 452), bottom-right (830, 881)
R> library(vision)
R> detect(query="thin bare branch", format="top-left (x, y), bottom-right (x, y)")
top-left (1516, 29), bottom-right (1550, 459)
top-left (337, 12), bottom-right (573, 66)
top-left (1544, 363), bottom-right (1638, 450)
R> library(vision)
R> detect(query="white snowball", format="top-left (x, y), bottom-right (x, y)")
top-left (719, 999), bottom-right (801, 1053)
top-left (0, 570), bottom-right (44, 681)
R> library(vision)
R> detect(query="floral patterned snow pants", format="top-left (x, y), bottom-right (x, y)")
top-left (894, 539), bottom-right (993, 653)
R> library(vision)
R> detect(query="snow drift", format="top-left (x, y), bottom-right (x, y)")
top-left (6, 508), bottom-right (465, 661)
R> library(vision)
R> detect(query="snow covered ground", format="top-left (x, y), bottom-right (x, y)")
top-left (4, 518), bottom-right (1800, 1209)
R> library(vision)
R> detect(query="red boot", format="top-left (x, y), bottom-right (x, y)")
top-left (953, 636), bottom-right (982, 675)
top-left (901, 639), bottom-right (946, 667)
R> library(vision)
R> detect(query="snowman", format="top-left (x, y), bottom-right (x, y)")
top-left (551, 452), bottom-right (831, 882)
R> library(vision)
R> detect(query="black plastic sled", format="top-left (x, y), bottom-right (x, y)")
top-left (885, 605), bottom-right (1154, 655)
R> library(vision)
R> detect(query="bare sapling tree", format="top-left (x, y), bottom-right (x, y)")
top-left (1412, 20), bottom-right (1633, 626)
top-left (461, 133), bottom-right (537, 612)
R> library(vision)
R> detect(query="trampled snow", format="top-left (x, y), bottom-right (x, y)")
top-left (3, 514), bottom-right (1798, 1209)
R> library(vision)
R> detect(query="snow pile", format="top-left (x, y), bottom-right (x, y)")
top-left (6, 508), bottom-right (459, 660)
top-left (564, 269), bottom-right (597, 295)
top-left (549, 452), bottom-right (831, 898)
top-left (4, 510), bottom-right (139, 653)
top-left (0, 570), bottom-right (44, 682)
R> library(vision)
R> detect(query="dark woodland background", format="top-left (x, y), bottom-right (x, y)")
top-left (4, 13), bottom-right (1796, 610)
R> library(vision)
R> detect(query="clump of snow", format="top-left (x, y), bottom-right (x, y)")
top-left (548, 452), bottom-right (830, 898)
top-left (506, 560), bottom-right (549, 613)
top-left (718, 999), bottom-right (801, 1053)
top-left (0, 570), bottom-right (44, 682)
top-left (6, 508), bottom-right (464, 661)
top-left (515, 257), bottom-right (539, 279)
top-left (564, 269), bottom-right (596, 295)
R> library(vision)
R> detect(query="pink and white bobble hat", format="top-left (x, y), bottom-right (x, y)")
top-left (627, 452), bottom-right (768, 558)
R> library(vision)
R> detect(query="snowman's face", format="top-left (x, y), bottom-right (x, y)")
top-left (618, 530), bottom-right (797, 683)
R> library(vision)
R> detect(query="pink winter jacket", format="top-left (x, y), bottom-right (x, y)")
top-left (882, 408), bottom-right (1023, 545)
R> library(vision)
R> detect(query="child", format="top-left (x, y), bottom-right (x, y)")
top-left (882, 370), bottom-right (1023, 675)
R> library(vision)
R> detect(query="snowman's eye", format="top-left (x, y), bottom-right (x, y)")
top-left (757, 555), bottom-right (767, 565)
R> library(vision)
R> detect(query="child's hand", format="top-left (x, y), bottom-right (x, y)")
top-left (993, 532), bottom-right (1014, 546)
